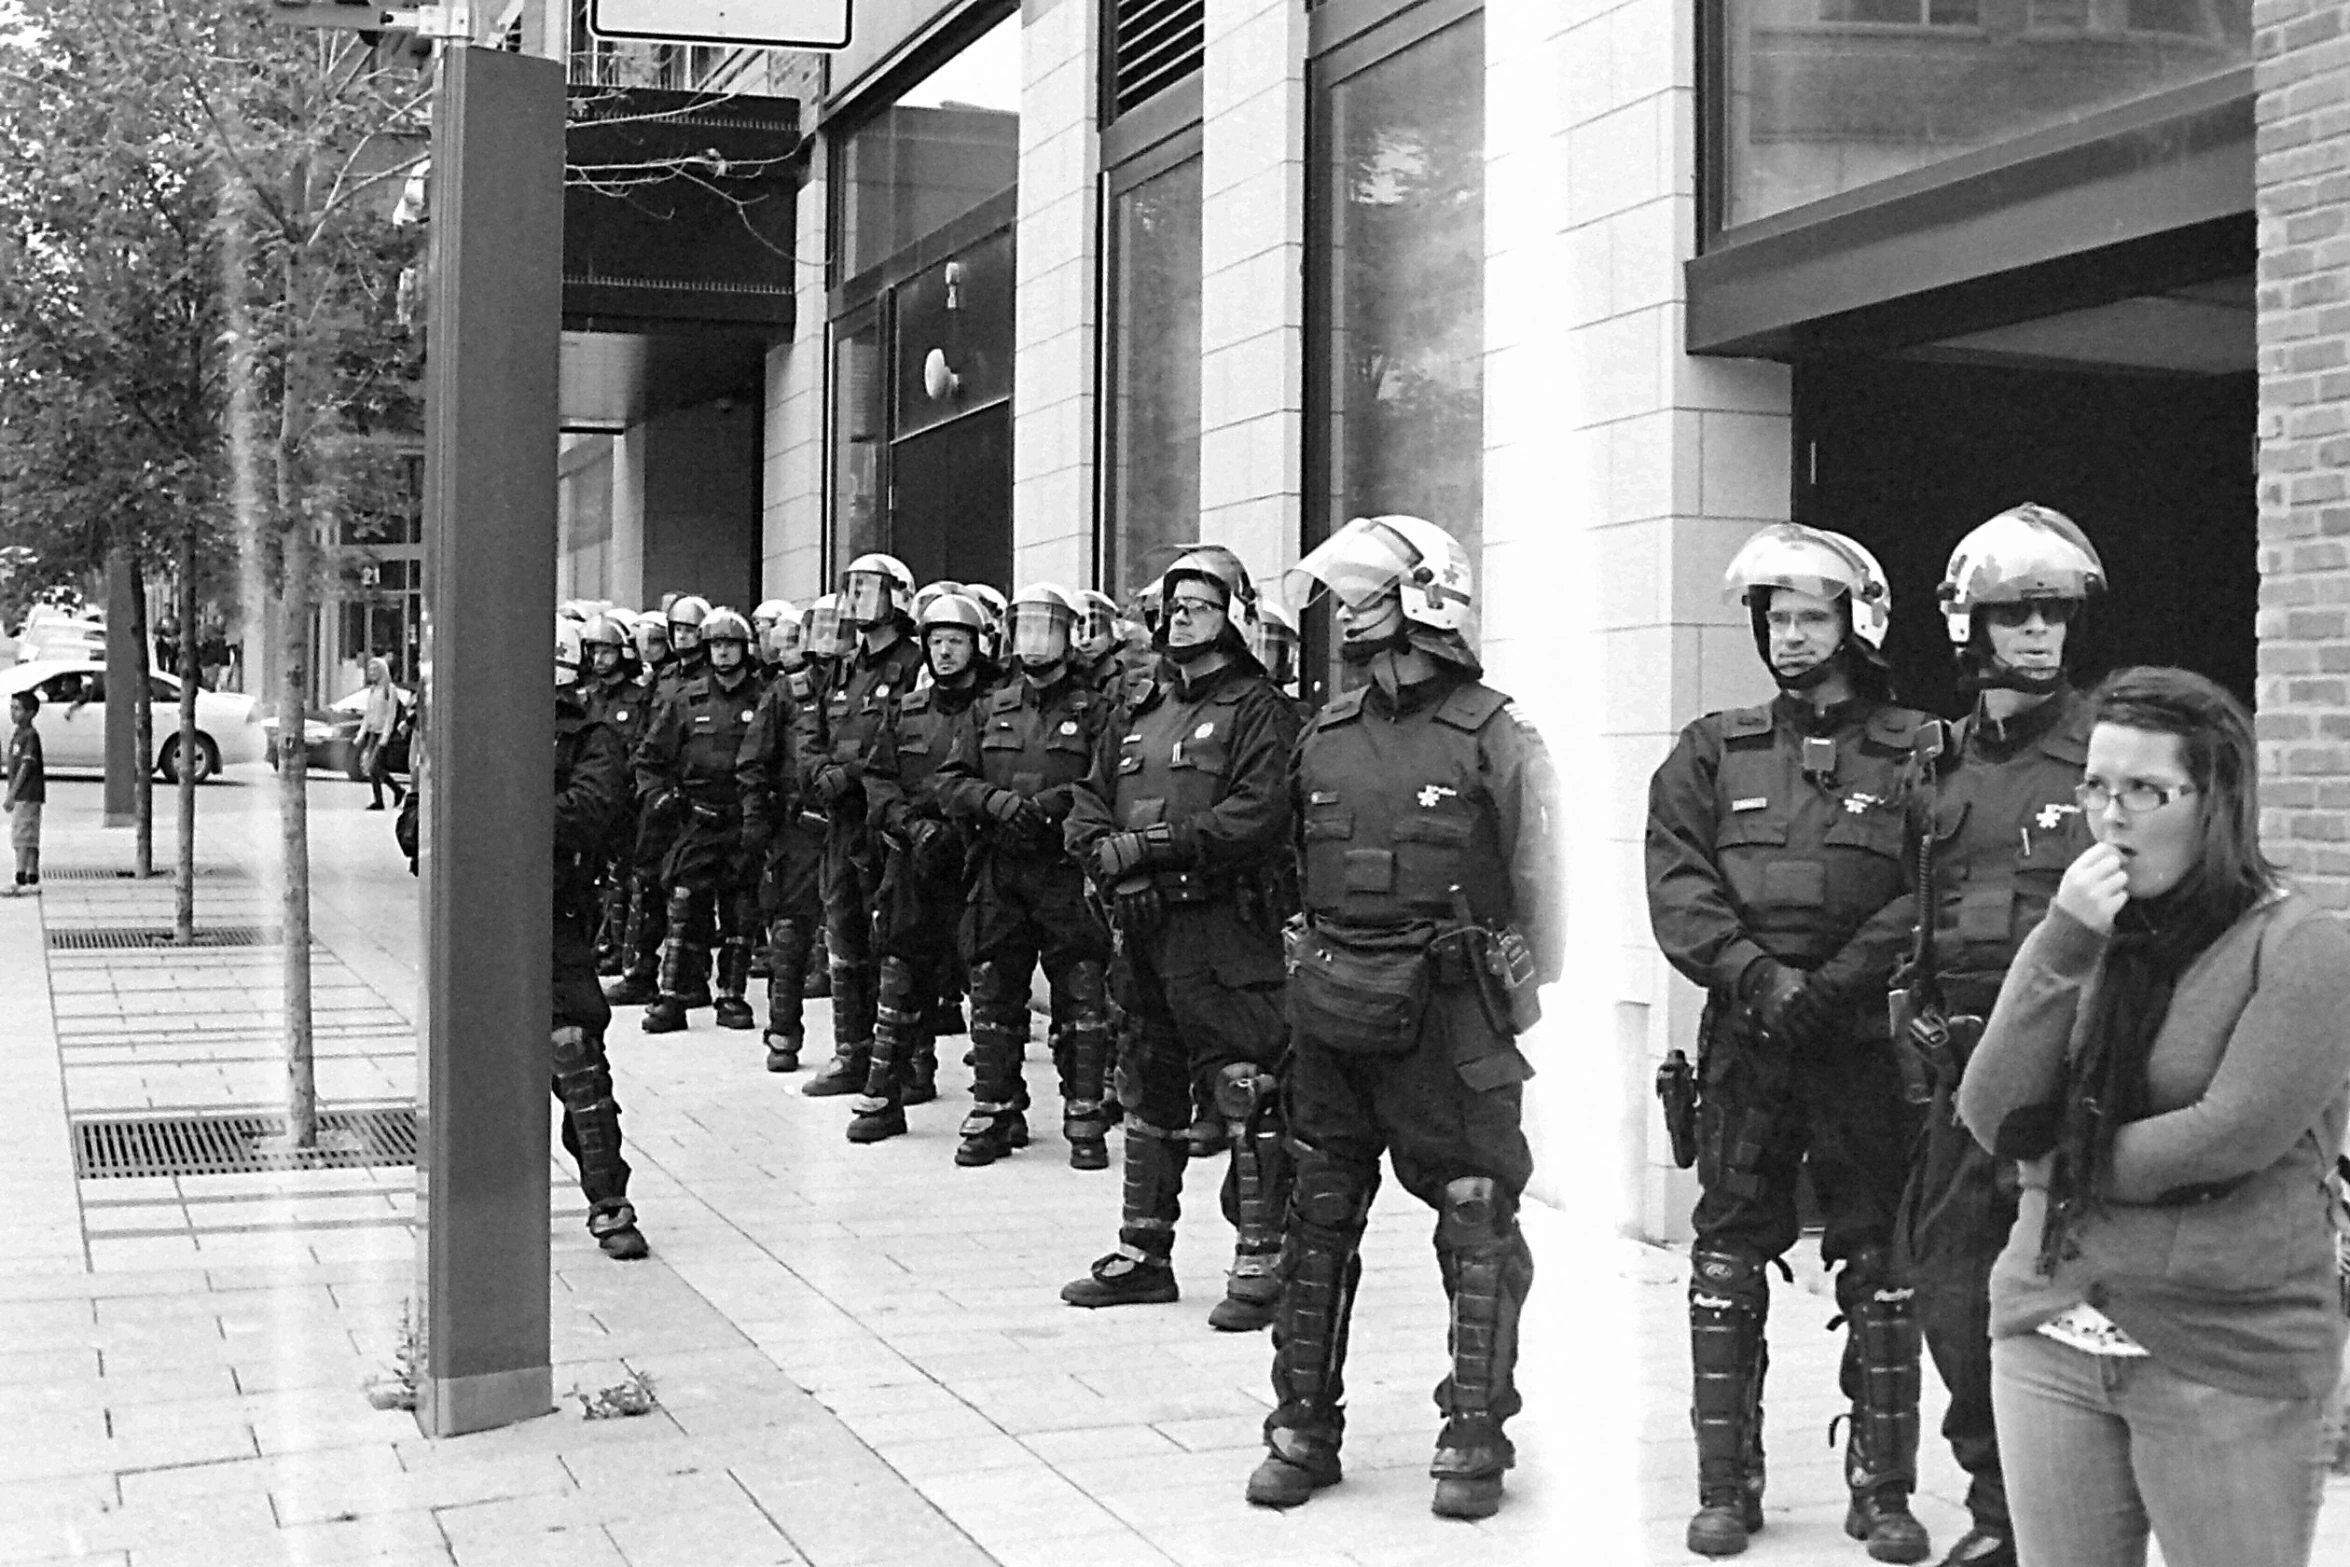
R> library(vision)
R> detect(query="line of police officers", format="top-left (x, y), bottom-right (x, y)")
top-left (1647, 506), bottom-right (2108, 1566)
top-left (539, 515), bottom-right (1562, 1520)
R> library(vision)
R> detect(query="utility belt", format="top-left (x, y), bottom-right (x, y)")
top-left (1149, 866), bottom-right (1231, 905)
top-left (1286, 914), bottom-right (1540, 1057)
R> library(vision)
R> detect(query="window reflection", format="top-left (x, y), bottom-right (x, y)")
top-left (835, 11), bottom-right (1021, 280)
top-left (1105, 155), bottom-right (1204, 599)
top-left (1723, 0), bottom-right (2250, 229)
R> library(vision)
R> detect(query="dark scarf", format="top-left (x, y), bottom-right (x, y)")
top-left (2035, 886), bottom-right (2252, 1275)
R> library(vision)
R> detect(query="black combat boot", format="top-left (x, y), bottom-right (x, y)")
top-left (1429, 1178), bottom-right (1533, 1520)
top-left (602, 878), bottom-right (661, 1005)
top-left (554, 1027), bottom-right (645, 1260)
top-left (1060, 965), bottom-right (1113, 1171)
top-left (1688, 1247), bottom-right (1770, 1556)
top-left (803, 964), bottom-right (873, 1097)
top-left (956, 970), bottom-right (1029, 1165)
top-left (1248, 1152), bottom-right (1370, 1509)
top-left (1061, 1118), bottom-right (1185, 1305)
top-left (763, 916), bottom-right (808, 1070)
top-left (712, 936), bottom-right (757, 1030)
top-left (587, 1201), bottom-right (648, 1260)
top-left (1838, 1252), bottom-right (1930, 1564)
top-left (848, 960), bottom-right (916, 1144)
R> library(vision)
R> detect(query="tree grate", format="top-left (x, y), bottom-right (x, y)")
top-left (74, 1105), bottom-right (417, 1178)
top-left (36, 867), bottom-right (241, 881)
top-left (47, 926), bottom-right (293, 950)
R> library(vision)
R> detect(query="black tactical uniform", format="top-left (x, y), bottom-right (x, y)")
top-left (851, 670), bottom-right (988, 1141)
top-left (801, 633), bottom-right (927, 1093)
top-left (935, 668), bottom-right (1116, 1166)
top-left (1896, 683), bottom-right (2091, 1551)
top-left (738, 662), bottom-right (826, 1070)
top-left (607, 644), bottom-right (708, 1007)
top-left (633, 659), bottom-right (765, 1032)
top-left (1646, 690), bottom-right (1929, 1546)
top-left (1062, 657), bottom-right (1300, 1323)
top-left (583, 669), bottom-right (648, 974)
top-left (553, 689), bottom-right (646, 1259)
top-left (1256, 671), bottom-right (1558, 1511)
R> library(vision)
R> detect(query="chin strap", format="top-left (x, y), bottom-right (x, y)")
top-left (1955, 649), bottom-right (2065, 700)
top-left (1771, 647), bottom-right (1846, 693)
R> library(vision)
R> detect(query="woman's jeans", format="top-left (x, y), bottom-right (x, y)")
top-left (1991, 1331), bottom-right (2334, 1567)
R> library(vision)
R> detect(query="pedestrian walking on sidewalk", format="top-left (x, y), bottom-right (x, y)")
top-left (553, 618), bottom-right (649, 1260)
top-left (4, 689), bottom-right (43, 895)
top-left (357, 656), bottom-right (407, 811)
top-left (1957, 667), bottom-right (2350, 1567)
top-left (1244, 516), bottom-right (1558, 1522)
top-left (1646, 524), bottom-right (1932, 1561)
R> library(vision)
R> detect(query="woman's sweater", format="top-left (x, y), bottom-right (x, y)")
top-left (1955, 890), bottom-right (2350, 1400)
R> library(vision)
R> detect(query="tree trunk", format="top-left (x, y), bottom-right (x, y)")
top-left (175, 527), bottom-right (199, 942)
top-left (277, 164), bottom-right (317, 1149)
top-left (130, 556), bottom-right (153, 878)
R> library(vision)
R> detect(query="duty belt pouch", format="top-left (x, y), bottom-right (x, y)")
top-left (1286, 922), bottom-right (1434, 1057)
top-left (1486, 928), bottom-right (1542, 1034)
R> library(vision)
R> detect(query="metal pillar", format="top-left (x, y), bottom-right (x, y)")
top-left (103, 545), bottom-right (138, 827)
top-left (414, 44), bottom-right (564, 1438)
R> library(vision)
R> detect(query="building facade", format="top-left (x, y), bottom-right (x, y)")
top-left (544, 0), bottom-right (2350, 1238)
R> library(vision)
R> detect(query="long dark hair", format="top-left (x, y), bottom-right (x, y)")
top-left (2038, 666), bottom-right (2278, 1274)
top-left (2087, 666), bottom-right (2279, 917)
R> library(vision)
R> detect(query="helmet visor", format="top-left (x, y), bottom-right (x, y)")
top-left (1009, 601), bottom-right (1071, 665)
top-left (1252, 620), bottom-right (1298, 685)
top-left (804, 602), bottom-right (845, 657)
top-left (1072, 602), bottom-right (1116, 658)
top-left (1284, 518), bottom-right (1419, 613)
top-left (1723, 527), bottom-right (1876, 608)
top-left (842, 572), bottom-right (891, 625)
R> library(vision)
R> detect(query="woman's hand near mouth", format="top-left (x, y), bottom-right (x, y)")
top-left (2056, 840), bottom-right (2130, 934)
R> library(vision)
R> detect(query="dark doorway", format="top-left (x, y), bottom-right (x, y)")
top-left (888, 404), bottom-right (1012, 590)
top-left (1795, 360), bottom-right (2257, 718)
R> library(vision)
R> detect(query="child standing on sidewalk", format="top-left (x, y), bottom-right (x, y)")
top-left (5, 690), bottom-right (43, 895)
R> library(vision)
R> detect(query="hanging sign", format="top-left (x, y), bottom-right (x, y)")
top-left (588, 0), bottom-right (849, 49)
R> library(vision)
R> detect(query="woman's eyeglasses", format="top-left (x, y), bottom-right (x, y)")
top-left (2074, 780), bottom-right (2194, 815)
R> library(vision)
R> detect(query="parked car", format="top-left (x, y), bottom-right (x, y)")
top-left (265, 687), bottom-right (413, 778)
top-left (0, 660), bottom-right (265, 783)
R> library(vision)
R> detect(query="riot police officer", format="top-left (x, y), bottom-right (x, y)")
top-left (934, 584), bottom-right (1117, 1168)
top-left (854, 592), bottom-right (996, 1143)
top-left (578, 612), bottom-right (644, 975)
top-left (605, 595), bottom-right (715, 1009)
top-left (739, 615), bottom-right (825, 1072)
top-left (1062, 548), bottom-right (1300, 1323)
top-left (801, 555), bottom-right (928, 1096)
top-left (1895, 506), bottom-right (2105, 1567)
top-left (634, 607), bottom-right (765, 1035)
top-left (553, 619), bottom-right (649, 1260)
top-left (1242, 516), bottom-right (1557, 1521)
top-left (1646, 524), bottom-right (1931, 1561)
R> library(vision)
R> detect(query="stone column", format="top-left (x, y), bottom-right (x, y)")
top-left (1011, 0), bottom-right (1100, 588)
top-left (1197, 0), bottom-right (1306, 589)
top-left (762, 144), bottom-right (830, 602)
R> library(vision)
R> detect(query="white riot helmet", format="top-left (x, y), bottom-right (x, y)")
top-left (1286, 514), bottom-right (1478, 672)
top-left (1722, 523), bottom-right (1894, 694)
top-left (555, 616), bottom-right (583, 689)
top-left (751, 599), bottom-right (790, 639)
top-left (1940, 503), bottom-right (2104, 695)
top-left (759, 602), bottom-right (802, 667)
top-left (666, 593), bottom-right (711, 654)
top-left (1007, 583), bottom-right (1077, 671)
top-left (920, 591), bottom-right (990, 681)
top-left (1072, 589), bottom-right (1120, 664)
top-left (803, 593), bottom-right (846, 660)
top-left (965, 583), bottom-right (1008, 663)
top-left (841, 553), bottom-right (916, 627)
top-left (1251, 598), bottom-right (1300, 690)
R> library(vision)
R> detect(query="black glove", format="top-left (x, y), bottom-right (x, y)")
top-left (644, 788), bottom-right (681, 823)
top-left (983, 789), bottom-right (1048, 834)
top-left (811, 764), bottom-right (853, 804)
top-left (1778, 976), bottom-right (1843, 1050)
top-left (1110, 875), bottom-right (1164, 942)
top-left (1032, 784), bottom-right (1076, 824)
top-left (1089, 823), bottom-right (1172, 882)
top-left (907, 817), bottom-right (953, 877)
top-left (1739, 959), bottom-right (1807, 1041)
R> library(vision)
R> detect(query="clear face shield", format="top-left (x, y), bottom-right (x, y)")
top-left (555, 629), bottom-right (580, 689)
top-left (1252, 620), bottom-right (1299, 687)
top-left (841, 572), bottom-right (892, 626)
top-left (1071, 602), bottom-right (1117, 663)
top-left (1284, 518), bottom-right (1418, 616)
top-left (1009, 601), bottom-right (1072, 667)
top-left (635, 623), bottom-right (668, 665)
top-left (668, 620), bottom-right (701, 655)
top-left (765, 620), bottom-right (803, 667)
top-left (803, 601), bottom-right (846, 659)
top-left (587, 642), bottom-right (623, 678)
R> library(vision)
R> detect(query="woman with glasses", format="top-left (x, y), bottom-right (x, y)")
top-left (1955, 666), bottom-right (2350, 1566)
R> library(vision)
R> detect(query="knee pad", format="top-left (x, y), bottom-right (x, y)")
top-left (1436, 1176), bottom-right (1512, 1253)
top-left (551, 1025), bottom-right (593, 1075)
top-left (1290, 1143), bottom-right (1375, 1233)
top-left (1689, 1245), bottom-right (1771, 1315)
top-left (1065, 958), bottom-right (1107, 1018)
top-left (875, 954), bottom-right (920, 1010)
top-left (664, 884), bottom-right (697, 924)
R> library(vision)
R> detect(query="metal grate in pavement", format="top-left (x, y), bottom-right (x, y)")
top-left (48, 926), bottom-right (289, 950)
top-left (36, 866), bottom-right (241, 881)
top-left (74, 1105), bottom-right (417, 1178)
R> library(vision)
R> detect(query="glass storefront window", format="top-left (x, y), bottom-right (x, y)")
top-left (830, 308), bottom-right (887, 571)
top-left (1310, 10), bottom-right (1484, 579)
top-left (1722, 0), bottom-right (2251, 230)
top-left (835, 10), bottom-right (1021, 280)
top-left (1104, 151), bottom-right (1204, 600)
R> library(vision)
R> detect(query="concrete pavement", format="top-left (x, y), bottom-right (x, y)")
top-left (2, 767), bottom-right (2342, 1564)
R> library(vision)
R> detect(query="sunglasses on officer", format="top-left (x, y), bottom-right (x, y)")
top-left (1983, 599), bottom-right (2079, 629)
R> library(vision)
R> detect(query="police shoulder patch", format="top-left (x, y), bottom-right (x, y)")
top-left (1720, 704), bottom-right (1773, 739)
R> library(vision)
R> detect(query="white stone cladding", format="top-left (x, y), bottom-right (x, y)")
top-left (761, 158), bottom-right (830, 602)
top-left (1011, 0), bottom-right (1101, 590)
top-left (1196, 0), bottom-right (1306, 595)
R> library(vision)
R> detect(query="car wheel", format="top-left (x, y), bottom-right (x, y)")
top-left (159, 734), bottom-right (221, 785)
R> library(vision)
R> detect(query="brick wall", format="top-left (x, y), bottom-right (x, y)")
top-left (2256, 1), bottom-right (2350, 906)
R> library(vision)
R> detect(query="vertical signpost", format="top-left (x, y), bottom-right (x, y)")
top-left (413, 44), bottom-right (564, 1437)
